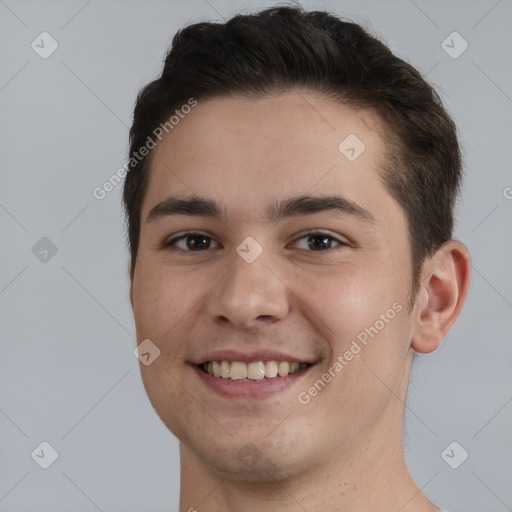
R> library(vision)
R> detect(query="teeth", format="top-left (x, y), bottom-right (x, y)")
top-left (203, 360), bottom-right (308, 380)
top-left (247, 361), bottom-right (265, 380)
top-left (265, 361), bottom-right (278, 378)
top-left (278, 361), bottom-right (290, 377)
top-left (230, 361), bottom-right (247, 380)
top-left (212, 361), bottom-right (222, 377)
top-left (221, 360), bottom-right (230, 379)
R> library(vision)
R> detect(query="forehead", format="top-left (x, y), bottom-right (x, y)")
top-left (142, 91), bottom-right (395, 224)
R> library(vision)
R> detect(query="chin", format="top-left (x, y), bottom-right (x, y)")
top-left (203, 447), bottom-right (307, 483)
top-left (180, 424), bottom-right (316, 483)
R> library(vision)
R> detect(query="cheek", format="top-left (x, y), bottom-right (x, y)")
top-left (291, 261), bottom-right (410, 373)
top-left (132, 257), bottom-right (207, 344)
top-left (132, 260), bottom-right (203, 426)
top-left (289, 264), bottom-right (411, 444)
top-left (291, 263), bottom-right (391, 339)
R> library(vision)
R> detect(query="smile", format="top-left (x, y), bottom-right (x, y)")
top-left (200, 360), bottom-right (310, 381)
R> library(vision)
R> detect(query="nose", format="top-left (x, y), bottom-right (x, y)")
top-left (205, 250), bottom-right (290, 329)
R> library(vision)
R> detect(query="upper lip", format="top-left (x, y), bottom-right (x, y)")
top-left (190, 349), bottom-right (318, 365)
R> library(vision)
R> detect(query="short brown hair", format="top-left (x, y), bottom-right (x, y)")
top-left (123, 5), bottom-right (462, 305)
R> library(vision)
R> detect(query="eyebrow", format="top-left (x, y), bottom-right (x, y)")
top-left (145, 194), bottom-right (375, 224)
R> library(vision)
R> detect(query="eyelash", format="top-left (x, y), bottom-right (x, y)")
top-left (161, 230), bottom-right (349, 253)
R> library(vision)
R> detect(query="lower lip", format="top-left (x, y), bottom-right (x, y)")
top-left (192, 364), bottom-right (312, 399)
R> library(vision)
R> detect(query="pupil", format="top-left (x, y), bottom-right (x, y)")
top-left (187, 235), bottom-right (209, 250)
top-left (308, 235), bottom-right (331, 250)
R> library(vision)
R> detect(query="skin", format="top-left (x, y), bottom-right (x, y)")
top-left (129, 91), bottom-right (471, 512)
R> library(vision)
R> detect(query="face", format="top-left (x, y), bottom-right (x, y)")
top-left (130, 91), bottom-right (417, 481)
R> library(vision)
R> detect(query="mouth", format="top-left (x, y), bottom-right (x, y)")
top-left (192, 358), bottom-right (315, 399)
top-left (198, 360), bottom-right (311, 381)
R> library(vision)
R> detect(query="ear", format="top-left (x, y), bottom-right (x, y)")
top-left (410, 240), bottom-right (471, 354)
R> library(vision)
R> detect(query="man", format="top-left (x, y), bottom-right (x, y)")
top-left (124, 5), bottom-right (470, 511)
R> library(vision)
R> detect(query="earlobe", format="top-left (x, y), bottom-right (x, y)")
top-left (410, 240), bottom-right (471, 354)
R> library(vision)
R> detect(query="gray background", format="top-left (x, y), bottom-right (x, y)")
top-left (1, 0), bottom-right (511, 511)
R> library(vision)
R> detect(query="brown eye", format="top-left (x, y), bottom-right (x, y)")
top-left (163, 233), bottom-right (220, 252)
top-left (292, 231), bottom-right (347, 251)
top-left (307, 234), bottom-right (335, 250)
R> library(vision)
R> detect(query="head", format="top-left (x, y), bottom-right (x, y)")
top-left (124, 6), bottom-right (462, 305)
top-left (124, 5), bottom-right (470, 482)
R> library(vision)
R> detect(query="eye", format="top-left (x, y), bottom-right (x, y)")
top-left (162, 232), bottom-right (221, 252)
top-left (162, 230), bottom-right (348, 253)
top-left (290, 231), bottom-right (348, 251)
